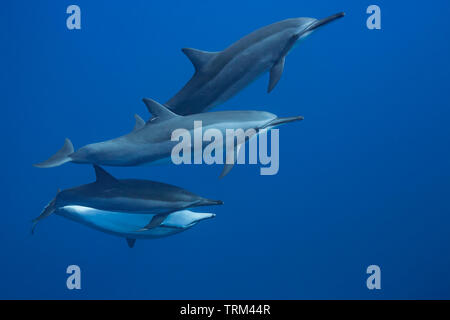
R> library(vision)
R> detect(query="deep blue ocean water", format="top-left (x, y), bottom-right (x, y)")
top-left (2, 0), bottom-right (450, 299)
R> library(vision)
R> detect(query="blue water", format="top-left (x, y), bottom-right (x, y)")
top-left (2, 0), bottom-right (450, 299)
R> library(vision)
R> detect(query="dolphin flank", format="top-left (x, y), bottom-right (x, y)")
top-left (165, 12), bottom-right (345, 115)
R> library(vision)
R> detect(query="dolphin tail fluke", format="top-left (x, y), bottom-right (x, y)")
top-left (31, 190), bottom-right (59, 234)
top-left (33, 138), bottom-right (74, 168)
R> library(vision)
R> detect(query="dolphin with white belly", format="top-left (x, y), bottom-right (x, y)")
top-left (165, 12), bottom-right (345, 115)
top-left (34, 98), bottom-right (303, 177)
top-left (32, 165), bottom-right (222, 235)
top-left (47, 206), bottom-right (215, 248)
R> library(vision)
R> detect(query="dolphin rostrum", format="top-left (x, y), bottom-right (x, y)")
top-left (165, 12), bottom-right (345, 115)
top-left (34, 98), bottom-right (303, 177)
top-left (32, 165), bottom-right (222, 235)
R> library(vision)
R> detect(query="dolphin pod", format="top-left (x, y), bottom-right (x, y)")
top-left (166, 12), bottom-right (345, 115)
top-left (32, 165), bottom-right (222, 246)
top-left (34, 13), bottom-right (344, 246)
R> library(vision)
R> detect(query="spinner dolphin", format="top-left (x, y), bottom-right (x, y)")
top-left (46, 206), bottom-right (215, 248)
top-left (32, 165), bottom-right (222, 234)
top-left (34, 98), bottom-right (303, 177)
top-left (166, 12), bottom-right (345, 115)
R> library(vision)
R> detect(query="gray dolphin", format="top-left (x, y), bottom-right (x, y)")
top-left (34, 98), bottom-right (303, 177)
top-left (165, 12), bottom-right (345, 115)
top-left (32, 165), bottom-right (222, 234)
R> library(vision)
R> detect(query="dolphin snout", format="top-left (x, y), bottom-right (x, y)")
top-left (308, 12), bottom-right (345, 31)
top-left (195, 212), bottom-right (216, 222)
top-left (261, 116), bottom-right (304, 129)
top-left (199, 199), bottom-right (224, 206)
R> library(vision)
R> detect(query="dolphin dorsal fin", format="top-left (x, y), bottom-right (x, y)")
top-left (126, 238), bottom-right (136, 248)
top-left (93, 165), bottom-right (118, 185)
top-left (142, 98), bottom-right (179, 121)
top-left (133, 114), bottom-right (145, 131)
top-left (181, 48), bottom-right (218, 72)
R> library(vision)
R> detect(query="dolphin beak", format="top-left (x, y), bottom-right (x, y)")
top-left (190, 212), bottom-right (216, 225)
top-left (307, 12), bottom-right (345, 32)
top-left (198, 199), bottom-right (224, 207)
top-left (261, 116), bottom-right (304, 129)
top-left (204, 213), bottom-right (216, 220)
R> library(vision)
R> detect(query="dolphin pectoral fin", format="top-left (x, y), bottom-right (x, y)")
top-left (268, 57), bottom-right (285, 93)
top-left (133, 114), bottom-right (145, 131)
top-left (220, 163), bottom-right (235, 179)
top-left (33, 138), bottom-right (74, 168)
top-left (181, 48), bottom-right (218, 72)
top-left (137, 212), bottom-right (170, 232)
top-left (219, 143), bottom-right (244, 179)
top-left (126, 238), bottom-right (136, 248)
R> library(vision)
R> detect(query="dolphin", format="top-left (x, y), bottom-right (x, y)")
top-left (34, 98), bottom-right (303, 177)
top-left (45, 206), bottom-right (215, 248)
top-left (165, 12), bottom-right (345, 115)
top-left (32, 165), bottom-right (222, 233)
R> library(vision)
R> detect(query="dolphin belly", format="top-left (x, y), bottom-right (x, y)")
top-left (197, 44), bottom-right (280, 112)
top-left (55, 205), bottom-right (215, 239)
top-left (210, 63), bottom-right (271, 111)
top-left (211, 37), bottom-right (285, 109)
